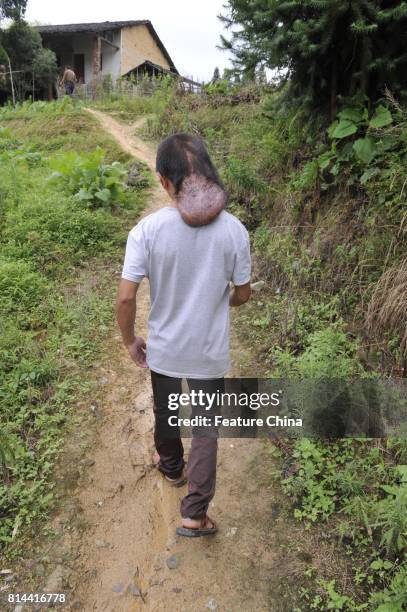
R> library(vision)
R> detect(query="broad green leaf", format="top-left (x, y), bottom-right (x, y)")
top-left (382, 560), bottom-right (393, 569)
top-left (338, 108), bottom-right (364, 123)
top-left (370, 559), bottom-right (383, 570)
top-left (95, 189), bottom-right (111, 203)
top-left (327, 120), bottom-right (339, 138)
top-left (353, 137), bottom-right (376, 163)
top-left (318, 151), bottom-right (334, 169)
top-left (77, 188), bottom-right (93, 201)
top-left (369, 105), bottom-right (393, 129)
top-left (332, 119), bottom-right (358, 139)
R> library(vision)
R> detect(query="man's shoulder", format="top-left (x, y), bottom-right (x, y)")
top-left (219, 210), bottom-right (249, 236)
top-left (129, 207), bottom-right (176, 236)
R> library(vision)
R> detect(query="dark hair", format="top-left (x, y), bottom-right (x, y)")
top-left (156, 133), bottom-right (224, 194)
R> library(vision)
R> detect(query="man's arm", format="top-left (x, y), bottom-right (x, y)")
top-left (116, 279), bottom-right (147, 368)
top-left (230, 282), bottom-right (251, 307)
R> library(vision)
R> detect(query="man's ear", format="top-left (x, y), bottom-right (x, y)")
top-left (158, 174), bottom-right (167, 189)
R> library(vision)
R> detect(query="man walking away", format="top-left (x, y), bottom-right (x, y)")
top-left (60, 65), bottom-right (76, 97)
top-left (116, 133), bottom-right (251, 537)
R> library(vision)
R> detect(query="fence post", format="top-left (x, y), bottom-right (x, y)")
top-left (8, 57), bottom-right (16, 106)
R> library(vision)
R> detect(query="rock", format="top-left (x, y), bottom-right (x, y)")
top-left (226, 527), bottom-right (238, 537)
top-left (90, 405), bottom-right (103, 420)
top-left (44, 565), bottom-right (64, 593)
top-left (133, 403), bottom-right (146, 413)
top-left (112, 583), bottom-right (125, 593)
top-left (99, 377), bottom-right (109, 385)
top-left (251, 281), bottom-right (266, 292)
top-left (127, 584), bottom-right (141, 597)
top-left (206, 598), bottom-right (218, 611)
top-left (34, 563), bottom-right (45, 577)
top-left (166, 555), bottom-right (179, 570)
top-left (95, 539), bottom-right (109, 548)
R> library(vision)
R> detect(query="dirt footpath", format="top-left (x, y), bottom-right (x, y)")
top-left (62, 110), bottom-right (276, 611)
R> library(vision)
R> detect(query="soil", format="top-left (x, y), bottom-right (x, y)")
top-left (10, 111), bottom-right (288, 612)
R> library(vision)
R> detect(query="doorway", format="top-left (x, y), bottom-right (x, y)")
top-left (73, 54), bottom-right (85, 83)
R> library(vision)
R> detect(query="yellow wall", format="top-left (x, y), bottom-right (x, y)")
top-left (120, 25), bottom-right (171, 75)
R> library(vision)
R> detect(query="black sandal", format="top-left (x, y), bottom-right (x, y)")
top-left (176, 517), bottom-right (217, 537)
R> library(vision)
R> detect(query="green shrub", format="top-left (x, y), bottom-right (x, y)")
top-left (271, 327), bottom-right (361, 378)
top-left (49, 149), bottom-right (128, 208)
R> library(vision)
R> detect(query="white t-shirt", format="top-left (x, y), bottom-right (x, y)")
top-left (122, 206), bottom-right (251, 379)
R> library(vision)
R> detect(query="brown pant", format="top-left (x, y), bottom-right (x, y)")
top-left (150, 371), bottom-right (224, 520)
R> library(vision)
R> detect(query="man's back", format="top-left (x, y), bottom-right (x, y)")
top-left (122, 206), bottom-right (251, 378)
top-left (63, 69), bottom-right (76, 83)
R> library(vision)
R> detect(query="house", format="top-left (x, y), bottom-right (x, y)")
top-left (35, 20), bottom-right (179, 85)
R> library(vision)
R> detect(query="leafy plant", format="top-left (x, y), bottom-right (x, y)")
top-left (318, 102), bottom-right (394, 185)
top-left (49, 149), bottom-right (128, 208)
top-left (369, 562), bottom-right (407, 611)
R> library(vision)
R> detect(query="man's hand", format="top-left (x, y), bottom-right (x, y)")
top-left (126, 336), bottom-right (147, 368)
top-left (230, 282), bottom-right (251, 307)
top-left (116, 280), bottom-right (148, 368)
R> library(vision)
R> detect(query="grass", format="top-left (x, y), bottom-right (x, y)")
top-left (0, 98), bottom-right (148, 560)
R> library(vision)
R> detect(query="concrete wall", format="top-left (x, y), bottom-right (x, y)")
top-left (100, 30), bottom-right (121, 80)
top-left (69, 31), bottom-right (122, 83)
top-left (120, 25), bottom-right (171, 76)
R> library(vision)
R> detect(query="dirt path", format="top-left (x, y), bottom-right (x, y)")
top-left (61, 110), bottom-right (275, 611)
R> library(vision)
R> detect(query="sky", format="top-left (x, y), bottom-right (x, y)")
top-left (25, 0), bottom-right (234, 82)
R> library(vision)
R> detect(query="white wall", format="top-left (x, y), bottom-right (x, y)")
top-left (101, 30), bottom-right (121, 81)
top-left (71, 30), bottom-right (122, 83)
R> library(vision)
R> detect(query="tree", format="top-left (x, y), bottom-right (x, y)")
top-left (0, 20), bottom-right (58, 102)
top-left (32, 47), bottom-right (58, 91)
top-left (0, 0), bottom-right (27, 21)
top-left (219, 1), bottom-right (407, 116)
top-left (212, 66), bottom-right (221, 83)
